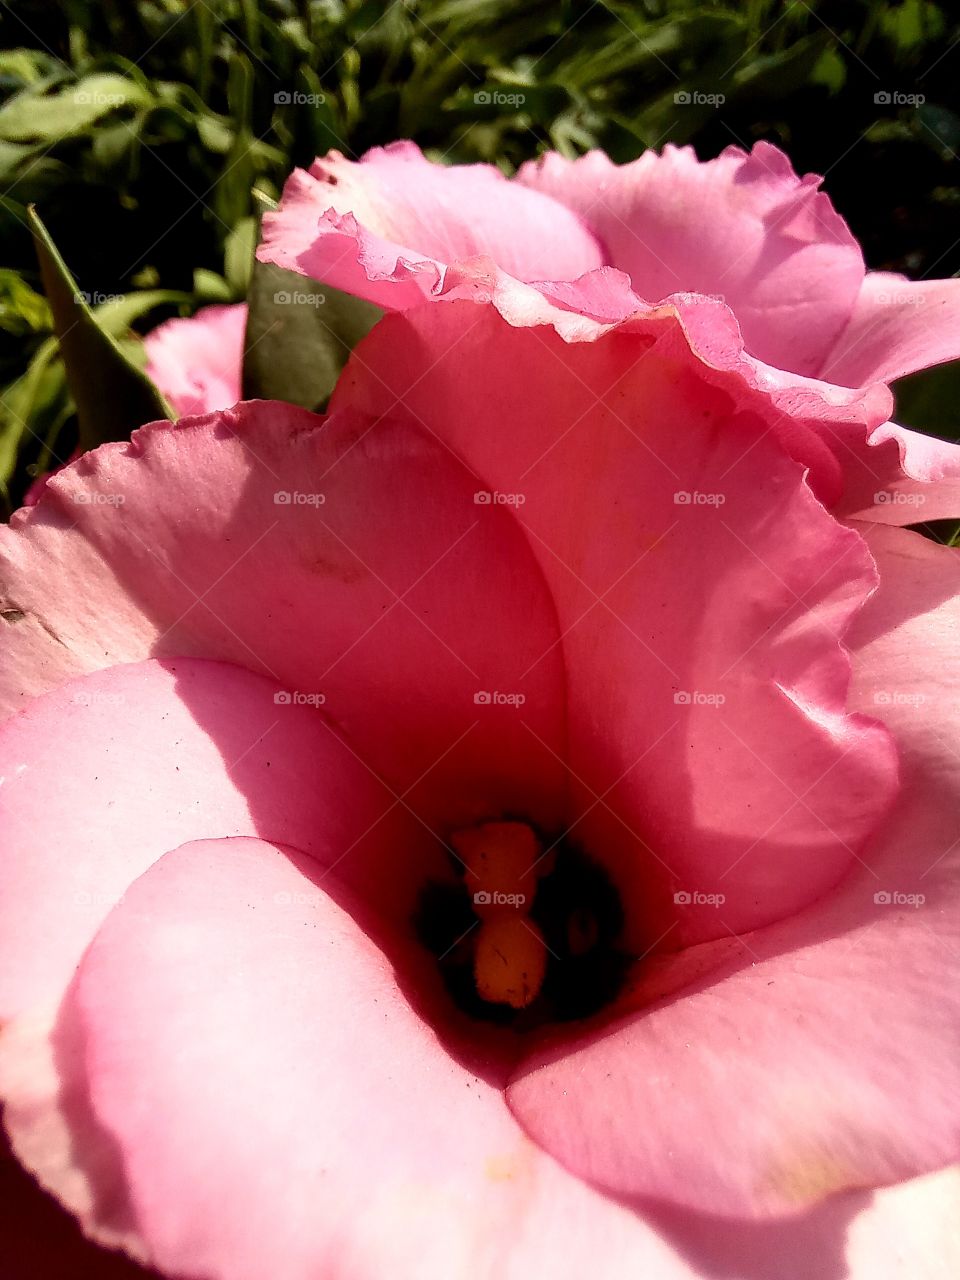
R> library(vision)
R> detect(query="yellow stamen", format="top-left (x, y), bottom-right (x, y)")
top-left (450, 820), bottom-right (542, 916)
top-left (474, 914), bottom-right (547, 1009)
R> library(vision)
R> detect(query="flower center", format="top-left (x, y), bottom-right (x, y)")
top-left (414, 820), bottom-right (629, 1029)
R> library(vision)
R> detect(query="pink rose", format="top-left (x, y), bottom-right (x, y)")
top-left (143, 303), bottom-right (247, 419)
top-left (1, 269), bottom-right (958, 1277)
top-left (259, 139), bottom-right (960, 522)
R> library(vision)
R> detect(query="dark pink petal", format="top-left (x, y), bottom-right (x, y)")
top-left (506, 526), bottom-right (960, 1218)
top-left (517, 142), bottom-right (865, 378)
top-left (334, 304), bottom-right (897, 949)
top-left (455, 273), bottom-right (895, 511)
top-left (22, 450), bottom-right (80, 507)
top-left (55, 837), bottom-right (695, 1279)
top-left (143, 303), bottom-right (246, 417)
top-left (257, 141), bottom-right (604, 309)
top-left (821, 272), bottom-right (960, 387)
top-left (0, 402), bottom-right (566, 831)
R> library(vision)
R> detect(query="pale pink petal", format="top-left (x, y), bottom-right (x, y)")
top-left (334, 304), bottom-right (897, 951)
top-left (643, 1165), bottom-right (960, 1279)
top-left (0, 402), bottom-right (566, 830)
top-left (505, 526), bottom-right (960, 1218)
top-left (143, 304), bottom-right (246, 417)
top-left (0, 657), bottom-right (419, 1022)
top-left (517, 141), bottom-right (865, 378)
top-left (0, 656), bottom-right (427, 1261)
top-left (821, 272), bottom-right (960, 388)
top-left (828, 416), bottom-right (960, 523)
top-left (843, 1166), bottom-right (960, 1278)
top-left (55, 836), bottom-right (695, 1280)
top-left (257, 141), bottom-right (605, 309)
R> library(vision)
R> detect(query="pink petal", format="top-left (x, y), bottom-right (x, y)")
top-left (829, 416), bottom-right (960, 524)
top-left (506, 525), bottom-right (960, 1217)
top-left (0, 656), bottom-right (428, 1260)
top-left (143, 303), bottom-right (246, 417)
top-left (56, 836), bottom-right (695, 1279)
top-left (821, 272), bottom-right (960, 387)
top-left (334, 304), bottom-right (897, 950)
top-left (517, 142), bottom-right (866, 379)
top-left (843, 1166), bottom-right (960, 1278)
top-left (0, 657), bottom-right (418, 1022)
top-left (257, 141), bottom-right (605, 309)
top-left (0, 401), bottom-right (566, 830)
top-left (643, 1165), bottom-right (960, 1279)
top-left (22, 450), bottom-right (80, 507)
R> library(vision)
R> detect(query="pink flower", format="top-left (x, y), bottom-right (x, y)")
top-left (18, 306), bottom-right (244, 512)
top-left (1, 281), bottom-right (958, 1278)
top-left (259, 140), bottom-right (960, 522)
top-left (143, 303), bottom-right (247, 418)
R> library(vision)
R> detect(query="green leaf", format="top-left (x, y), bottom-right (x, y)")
top-left (192, 268), bottom-right (233, 303)
top-left (810, 45), bottom-right (847, 94)
top-left (731, 33), bottom-right (831, 101)
top-left (224, 217), bottom-right (257, 297)
top-left (196, 113), bottom-right (235, 154)
top-left (0, 73), bottom-right (152, 144)
top-left (242, 261), bottom-right (382, 411)
top-left (214, 53), bottom-right (256, 228)
top-left (0, 49), bottom-right (63, 86)
top-left (92, 289), bottom-right (192, 338)
top-left (0, 270), bottom-right (52, 336)
top-left (0, 336), bottom-right (63, 491)
top-left (893, 359), bottom-right (960, 441)
top-left (0, 139), bottom-right (44, 182)
top-left (28, 205), bottom-right (173, 451)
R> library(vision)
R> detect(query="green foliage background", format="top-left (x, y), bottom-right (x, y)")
top-left (1, 0), bottom-right (958, 514)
